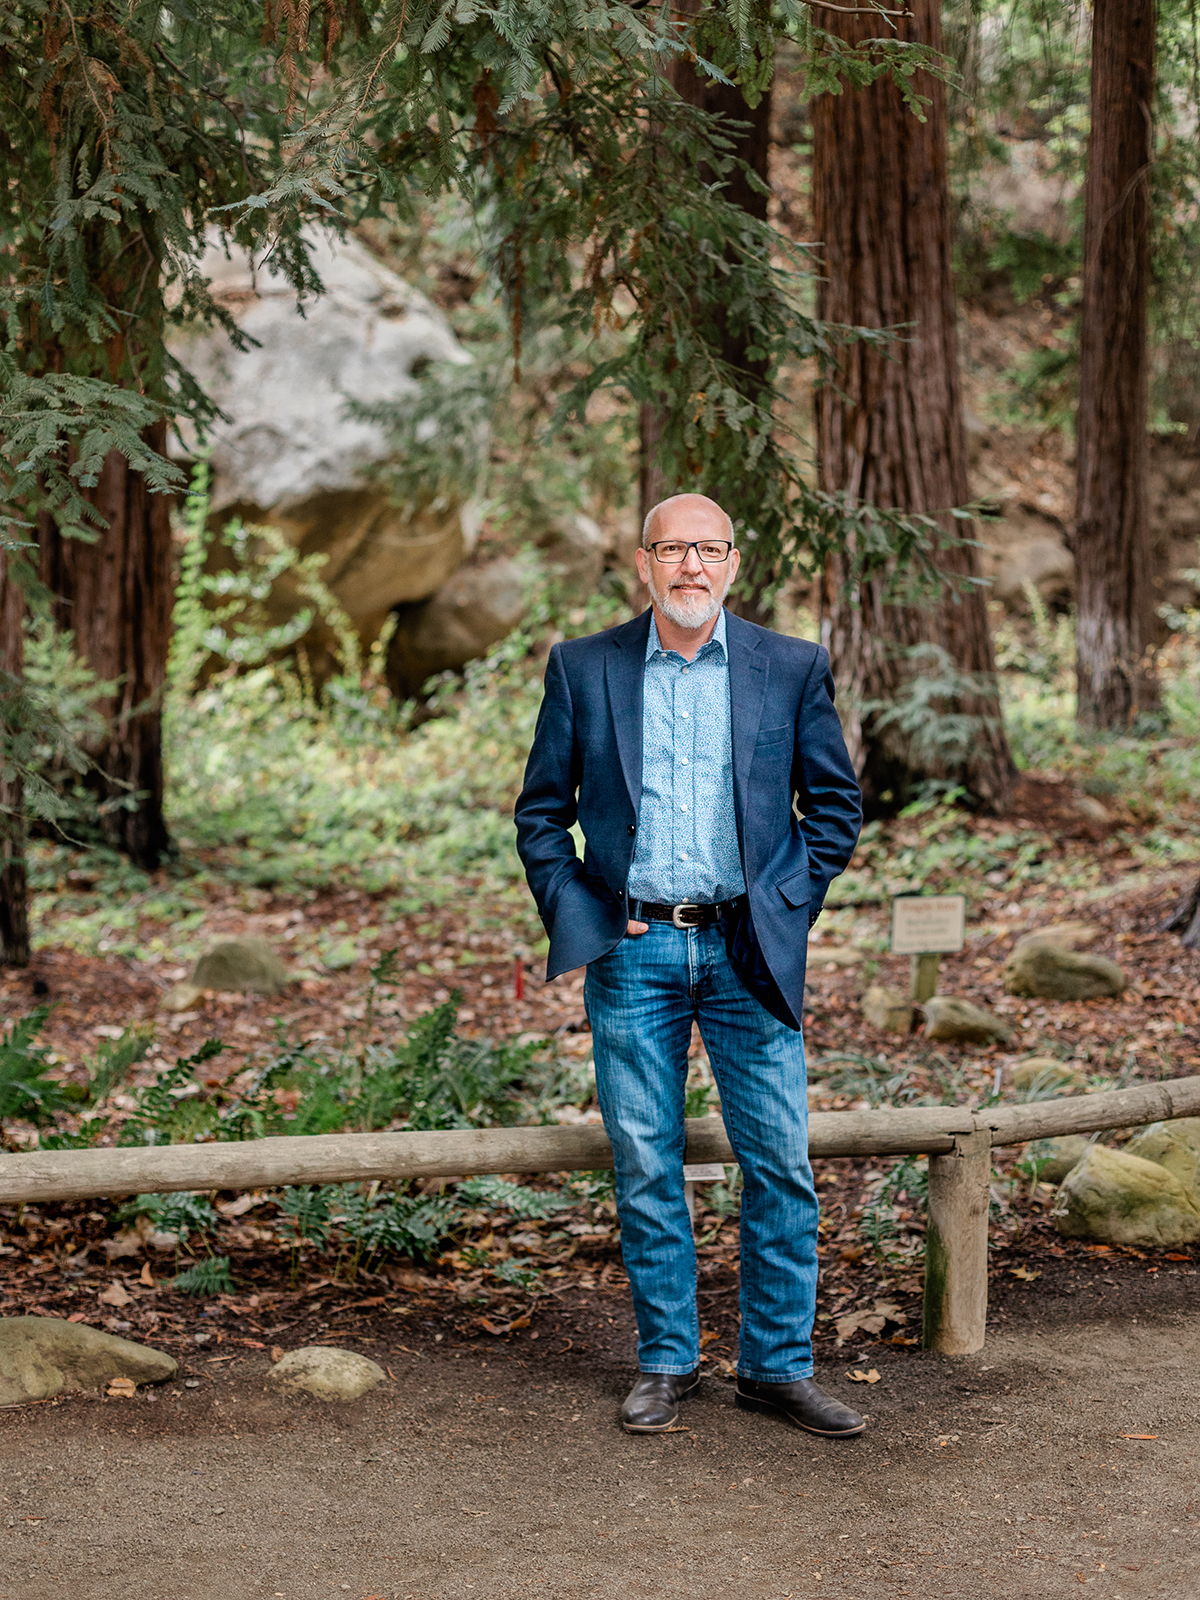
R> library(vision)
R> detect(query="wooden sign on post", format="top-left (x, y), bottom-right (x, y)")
top-left (891, 894), bottom-right (967, 1002)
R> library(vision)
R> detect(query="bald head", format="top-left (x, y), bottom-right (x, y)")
top-left (641, 493), bottom-right (734, 547)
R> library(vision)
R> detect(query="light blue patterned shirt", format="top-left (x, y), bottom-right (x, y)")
top-left (626, 609), bottom-right (746, 905)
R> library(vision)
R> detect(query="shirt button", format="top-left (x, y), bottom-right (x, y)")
top-left (679, 852), bottom-right (689, 862)
top-left (679, 709), bottom-right (689, 719)
top-left (680, 804), bottom-right (688, 813)
top-left (681, 666), bottom-right (689, 674)
top-left (680, 756), bottom-right (689, 765)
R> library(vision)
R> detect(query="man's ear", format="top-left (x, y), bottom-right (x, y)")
top-left (729, 547), bottom-right (741, 584)
top-left (634, 545), bottom-right (651, 587)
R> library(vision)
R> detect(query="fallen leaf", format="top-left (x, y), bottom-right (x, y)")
top-left (270, 1346), bottom-right (284, 1364)
top-left (834, 1311), bottom-right (886, 1346)
top-left (138, 1262), bottom-right (156, 1289)
top-left (699, 1328), bottom-right (720, 1348)
top-left (106, 1377), bottom-right (136, 1399)
top-left (477, 1313), bottom-right (531, 1336)
top-left (1010, 1266), bottom-right (1042, 1282)
top-left (1117, 1433), bottom-right (1157, 1440)
top-left (847, 1368), bottom-right (881, 1384)
top-left (890, 1333), bottom-right (920, 1347)
top-left (67, 1312), bottom-right (87, 1324)
top-left (1165, 1253), bottom-right (1190, 1261)
top-left (99, 1281), bottom-right (132, 1308)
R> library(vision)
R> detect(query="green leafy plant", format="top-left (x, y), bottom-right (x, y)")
top-left (171, 1256), bottom-right (234, 1297)
top-left (116, 1041), bottom-right (226, 1147)
top-left (114, 1192), bottom-right (219, 1243)
top-left (0, 1007), bottom-right (70, 1128)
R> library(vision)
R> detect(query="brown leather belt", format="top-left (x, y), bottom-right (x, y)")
top-left (632, 898), bottom-right (742, 929)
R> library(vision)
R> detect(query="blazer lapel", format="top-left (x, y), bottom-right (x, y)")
top-left (727, 613), bottom-right (768, 829)
top-left (605, 610), bottom-right (652, 816)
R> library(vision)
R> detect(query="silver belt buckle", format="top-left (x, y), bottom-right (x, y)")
top-left (672, 902), bottom-right (699, 928)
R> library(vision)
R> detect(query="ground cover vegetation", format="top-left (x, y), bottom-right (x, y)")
top-left (3, 3), bottom-right (1200, 1373)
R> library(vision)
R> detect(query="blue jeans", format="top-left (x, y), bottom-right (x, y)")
top-left (584, 919), bottom-right (818, 1382)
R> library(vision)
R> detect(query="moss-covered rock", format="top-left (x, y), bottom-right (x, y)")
top-left (191, 937), bottom-right (289, 996)
top-left (1003, 942), bottom-right (1125, 1001)
top-left (1009, 1056), bottom-right (1087, 1093)
top-left (860, 985), bottom-right (913, 1034)
top-left (1125, 1117), bottom-right (1200, 1202)
top-left (1052, 1145), bottom-right (1200, 1247)
top-left (921, 995), bottom-right (1012, 1045)
top-left (0, 1317), bottom-right (177, 1405)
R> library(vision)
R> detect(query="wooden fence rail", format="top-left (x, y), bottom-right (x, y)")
top-left (3, 1075), bottom-right (1198, 1355)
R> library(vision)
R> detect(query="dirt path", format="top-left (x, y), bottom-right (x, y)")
top-left (3, 1265), bottom-right (1197, 1600)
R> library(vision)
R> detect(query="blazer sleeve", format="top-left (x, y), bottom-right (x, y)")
top-left (792, 646), bottom-right (863, 922)
top-left (514, 643), bottom-right (586, 929)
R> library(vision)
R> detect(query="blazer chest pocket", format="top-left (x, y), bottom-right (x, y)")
top-left (776, 868), bottom-right (811, 910)
top-left (755, 725), bottom-right (792, 748)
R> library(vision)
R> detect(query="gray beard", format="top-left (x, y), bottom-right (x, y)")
top-left (648, 568), bottom-right (731, 631)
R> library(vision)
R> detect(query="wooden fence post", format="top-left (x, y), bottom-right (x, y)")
top-left (922, 1127), bottom-right (992, 1355)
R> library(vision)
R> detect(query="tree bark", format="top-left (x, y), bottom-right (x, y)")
top-left (1162, 874), bottom-right (1200, 950)
top-left (810, 0), bottom-right (1014, 814)
top-left (638, 5), bottom-right (774, 623)
top-left (0, 547), bottom-right (30, 966)
top-left (38, 422), bottom-right (174, 868)
top-left (1074, 0), bottom-right (1158, 729)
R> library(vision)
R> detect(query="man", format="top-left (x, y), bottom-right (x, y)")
top-left (515, 493), bottom-right (865, 1438)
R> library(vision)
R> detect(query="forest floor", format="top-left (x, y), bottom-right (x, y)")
top-left (3, 746), bottom-right (1200, 1598)
top-left (2, 1246), bottom-right (1198, 1600)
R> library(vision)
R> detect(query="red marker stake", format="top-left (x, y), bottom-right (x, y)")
top-left (514, 959), bottom-right (525, 1001)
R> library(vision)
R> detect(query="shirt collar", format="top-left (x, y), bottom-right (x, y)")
top-left (646, 606), bottom-right (728, 663)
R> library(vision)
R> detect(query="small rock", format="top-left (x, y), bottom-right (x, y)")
top-left (190, 937), bottom-right (289, 996)
top-left (1003, 942), bottom-right (1125, 1001)
top-left (0, 1317), bottom-right (177, 1406)
top-left (921, 995), bottom-right (1013, 1045)
top-left (1074, 796), bottom-right (1111, 825)
top-left (860, 985), bottom-right (914, 1034)
top-left (1009, 1056), bottom-right (1088, 1094)
top-left (267, 1346), bottom-right (385, 1402)
top-left (102, 1230), bottom-right (144, 1261)
top-left (160, 981), bottom-right (205, 1013)
top-left (1023, 1134), bottom-right (1093, 1183)
top-left (1052, 1145), bottom-right (1200, 1248)
top-left (809, 946), bottom-right (865, 968)
top-left (1124, 1117), bottom-right (1200, 1202)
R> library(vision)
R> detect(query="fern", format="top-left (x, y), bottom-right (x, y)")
top-left (455, 1176), bottom-right (573, 1221)
top-left (0, 1007), bottom-right (70, 1126)
top-left (171, 1256), bottom-right (234, 1297)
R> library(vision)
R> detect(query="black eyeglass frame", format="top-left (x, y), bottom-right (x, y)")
top-left (644, 539), bottom-right (734, 565)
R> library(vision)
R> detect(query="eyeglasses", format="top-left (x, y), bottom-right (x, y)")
top-left (645, 540), bottom-right (733, 565)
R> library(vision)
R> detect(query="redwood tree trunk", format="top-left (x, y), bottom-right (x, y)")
top-left (811, 0), bottom-right (1013, 814)
top-left (638, 8), bottom-right (773, 622)
top-left (0, 547), bottom-right (30, 966)
top-left (1074, 0), bottom-right (1158, 729)
top-left (38, 422), bottom-right (174, 867)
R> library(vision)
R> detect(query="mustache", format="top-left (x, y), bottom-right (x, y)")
top-left (668, 573), bottom-right (713, 593)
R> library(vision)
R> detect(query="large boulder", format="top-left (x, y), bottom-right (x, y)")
top-left (921, 995), bottom-right (1012, 1046)
top-left (387, 554), bottom-right (536, 697)
top-left (1003, 941), bottom-right (1125, 1001)
top-left (1052, 1145), bottom-right (1200, 1248)
top-left (170, 231), bottom-right (477, 674)
top-left (0, 1317), bottom-right (176, 1405)
top-left (267, 1346), bottom-right (385, 1402)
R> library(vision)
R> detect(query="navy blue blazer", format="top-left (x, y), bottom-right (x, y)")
top-left (514, 608), bottom-right (863, 1029)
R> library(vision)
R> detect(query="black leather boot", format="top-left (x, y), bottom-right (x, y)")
top-left (734, 1376), bottom-right (866, 1437)
top-left (620, 1369), bottom-right (701, 1433)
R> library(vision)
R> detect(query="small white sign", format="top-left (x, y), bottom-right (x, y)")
top-left (890, 894), bottom-right (967, 956)
top-left (682, 1163), bottom-right (727, 1183)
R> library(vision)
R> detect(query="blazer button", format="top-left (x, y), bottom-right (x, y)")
top-left (628, 823), bottom-right (637, 835)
